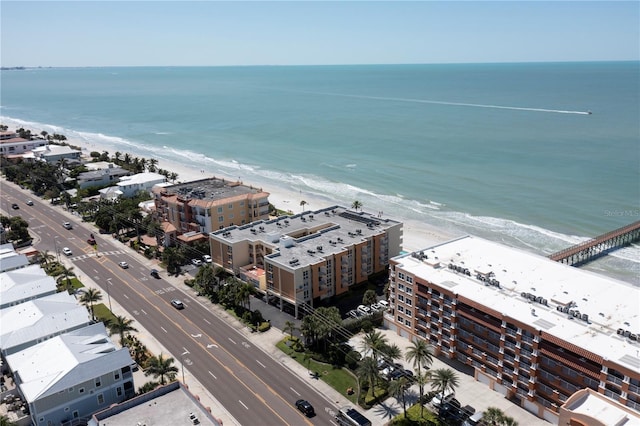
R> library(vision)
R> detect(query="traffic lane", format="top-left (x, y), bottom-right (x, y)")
top-left (92, 265), bottom-right (306, 426)
top-left (173, 296), bottom-right (338, 425)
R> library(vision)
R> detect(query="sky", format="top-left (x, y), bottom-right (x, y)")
top-left (1, 1), bottom-right (638, 67)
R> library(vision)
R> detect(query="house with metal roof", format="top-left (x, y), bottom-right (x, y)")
top-left (6, 322), bottom-right (136, 426)
top-left (0, 264), bottom-right (57, 309)
top-left (0, 292), bottom-right (92, 356)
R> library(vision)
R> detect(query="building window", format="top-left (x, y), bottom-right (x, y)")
top-left (240, 201), bottom-right (244, 206)
top-left (218, 216), bottom-right (224, 222)
top-left (97, 393), bottom-right (104, 404)
top-left (68, 387), bottom-right (74, 393)
top-left (65, 407), bottom-right (70, 412)
top-left (218, 207), bottom-right (223, 213)
top-left (229, 213), bottom-right (234, 219)
top-left (39, 418), bottom-right (44, 423)
top-left (79, 387), bottom-right (85, 394)
top-left (228, 204), bottom-right (233, 209)
top-left (73, 411), bottom-right (79, 419)
top-left (116, 387), bottom-right (123, 397)
top-left (114, 371), bottom-right (120, 381)
top-left (95, 377), bottom-right (102, 387)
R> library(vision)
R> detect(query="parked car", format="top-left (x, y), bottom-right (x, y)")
top-left (118, 261), bottom-right (129, 269)
top-left (150, 269), bottom-right (160, 278)
top-left (191, 258), bottom-right (202, 266)
top-left (347, 310), bottom-right (358, 319)
top-left (371, 302), bottom-right (382, 311)
top-left (11, 203), bottom-right (19, 210)
top-left (378, 300), bottom-right (389, 309)
top-left (202, 254), bottom-right (212, 263)
top-left (295, 399), bottom-right (315, 417)
top-left (63, 222), bottom-right (73, 230)
top-left (62, 247), bottom-right (73, 256)
top-left (25, 200), bottom-right (34, 206)
top-left (431, 389), bottom-right (455, 408)
top-left (463, 411), bottom-right (484, 426)
top-left (357, 304), bottom-right (372, 315)
top-left (171, 299), bottom-right (185, 309)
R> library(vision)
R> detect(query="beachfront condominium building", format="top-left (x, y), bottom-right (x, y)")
top-left (152, 177), bottom-right (271, 236)
top-left (384, 235), bottom-right (639, 424)
top-left (5, 322), bottom-right (136, 426)
top-left (210, 206), bottom-right (403, 317)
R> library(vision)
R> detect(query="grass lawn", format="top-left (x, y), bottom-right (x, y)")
top-left (276, 338), bottom-right (359, 404)
top-left (93, 303), bottom-right (117, 324)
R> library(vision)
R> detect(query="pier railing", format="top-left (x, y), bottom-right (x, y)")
top-left (549, 220), bottom-right (640, 266)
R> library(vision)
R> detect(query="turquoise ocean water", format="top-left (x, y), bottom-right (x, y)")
top-left (1, 62), bottom-right (638, 283)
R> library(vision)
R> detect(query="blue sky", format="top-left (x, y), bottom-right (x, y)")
top-left (1, 1), bottom-right (638, 67)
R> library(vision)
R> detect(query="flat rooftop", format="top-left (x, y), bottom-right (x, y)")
top-left (212, 205), bottom-right (402, 268)
top-left (564, 389), bottom-right (640, 425)
top-left (394, 235), bottom-right (640, 372)
top-left (92, 382), bottom-right (220, 426)
top-left (158, 177), bottom-right (266, 202)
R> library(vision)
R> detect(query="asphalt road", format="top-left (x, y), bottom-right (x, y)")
top-left (1, 180), bottom-right (339, 426)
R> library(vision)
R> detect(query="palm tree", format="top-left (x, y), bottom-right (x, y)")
top-left (381, 343), bottom-right (402, 366)
top-left (55, 264), bottom-right (76, 293)
top-left (283, 320), bottom-right (297, 339)
top-left (361, 329), bottom-right (388, 367)
top-left (145, 353), bottom-right (178, 385)
top-left (148, 158), bottom-right (158, 172)
top-left (405, 339), bottom-right (434, 417)
top-left (351, 200), bottom-right (362, 212)
top-left (431, 368), bottom-right (459, 416)
top-left (300, 200), bottom-right (307, 212)
top-left (39, 250), bottom-right (56, 268)
top-left (79, 287), bottom-right (102, 321)
top-left (388, 376), bottom-right (411, 418)
top-left (356, 356), bottom-right (380, 399)
top-left (235, 282), bottom-right (255, 310)
top-left (482, 407), bottom-right (506, 425)
top-left (107, 315), bottom-right (138, 347)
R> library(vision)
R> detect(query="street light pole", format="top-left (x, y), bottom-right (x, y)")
top-left (106, 278), bottom-right (113, 312)
top-left (53, 237), bottom-right (61, 263)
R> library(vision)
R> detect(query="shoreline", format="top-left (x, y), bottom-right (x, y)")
top-left (9, 122), bottom-right (459, 251)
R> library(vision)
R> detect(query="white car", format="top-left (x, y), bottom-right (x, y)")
top-left (62, 247), bottom-right (73, 256)
top-left (357, 304), bottom-right (372, 315)
top-left (118, 261), bottom-right (129, 269)
top-left (432, 389), bottom-right (455, 408)
top-left (63, 222), bottom-right (73, 230)
top-left (191, 258), bottom-right (202, 266)
top-left (378, 300), bottom-right (389, 309)
top-left (202, 254), bottom-right (212, 263)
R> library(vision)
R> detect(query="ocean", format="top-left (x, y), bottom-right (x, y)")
top-left (1, 62), bottom-right (638, 283)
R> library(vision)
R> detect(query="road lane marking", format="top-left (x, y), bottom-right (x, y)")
top-left (239, 400), bottom-right (248, 410)
top-left (207, 344), bottom-right (218, 349)
top-left (228, 338), bottom-right (236, 345)
top-left (191, 333), bottom-right (202, 338)
top-left (290, 387), bottom-right (300, 396)
top-left (141, 309), bottom-right (147, 315)
top-left (256, 360), bottom-right (266, 369)
top-left (208, 370), bottom-right (217, 379)
top-left (203, 318), bottom-right (211, 325)
top-left (160, 327), bottom-right (168, 333)
top-left (122, 294), bottom-right (129, 299)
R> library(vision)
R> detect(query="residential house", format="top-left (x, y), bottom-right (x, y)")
top-left (6, 322), bottom-right (136, 426)
top-left (0, 264), bottom-right (57, 309)
top-left (0, 292), bottom-right (92, 356)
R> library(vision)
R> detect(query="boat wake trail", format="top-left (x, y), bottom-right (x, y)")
top-left (304, 91), bottom-right (591, 115)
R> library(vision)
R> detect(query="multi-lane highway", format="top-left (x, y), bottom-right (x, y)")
top-left (1, 180), bottom-right (340, 425)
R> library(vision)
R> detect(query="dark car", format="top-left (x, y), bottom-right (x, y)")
top-left (295, 399), bottom-right (315, 417)
top-left (11, 203), bottom-right (19, 210)
top-left (150, 269), bottom-right (160, 279)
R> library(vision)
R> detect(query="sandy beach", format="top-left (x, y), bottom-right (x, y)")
top-left (13, 123), bottom-right (459, 251)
